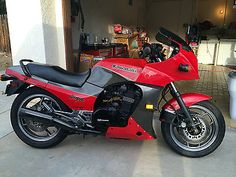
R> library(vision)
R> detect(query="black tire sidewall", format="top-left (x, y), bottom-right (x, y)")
top-left (11, 87), bottom-right (68, 148)
top-left (161, 100), bottom-right (226, 157)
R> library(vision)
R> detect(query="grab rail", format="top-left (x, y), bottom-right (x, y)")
top-left (19, 59), bottom-right (33, 77)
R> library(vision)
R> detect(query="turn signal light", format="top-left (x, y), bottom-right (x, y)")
top-left (179, 64), bottom-right (190, 72)
top-left (146, 104), bottom-right (154, 110)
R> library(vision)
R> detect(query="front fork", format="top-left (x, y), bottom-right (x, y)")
top-left (168, 82), bottom-right (196, 128)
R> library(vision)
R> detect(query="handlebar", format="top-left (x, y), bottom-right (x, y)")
top-left (140, 43), bottom-right (166, 63)
top-left (140, 47), bottom-right (151, 58)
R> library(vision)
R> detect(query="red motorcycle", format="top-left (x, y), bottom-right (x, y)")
top-left (0, 28), bottom-right (225, 157)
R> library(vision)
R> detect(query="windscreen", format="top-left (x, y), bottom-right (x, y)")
top-left (155, 27), bottom-right (192, 51)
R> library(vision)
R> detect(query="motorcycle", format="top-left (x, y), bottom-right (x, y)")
top-left (0, 27), bottom-right (225, 157)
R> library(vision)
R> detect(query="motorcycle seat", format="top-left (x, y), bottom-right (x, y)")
top-left (27, 63), bottom-right (90, 87)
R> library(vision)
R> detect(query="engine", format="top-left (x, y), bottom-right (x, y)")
top-left (93, 84), bottom-right (142, 131)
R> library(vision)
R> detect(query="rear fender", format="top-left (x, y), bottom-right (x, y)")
top-left (160, 93), bottom-right (212, 123)
top-left (5, 79), bottom-right (29, 96)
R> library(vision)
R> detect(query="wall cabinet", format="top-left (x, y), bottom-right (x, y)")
top-left (197, 39), bottom-right (236, 66)
top-left (197, 40), bottom-right (218, 65)
top-left (217, 40), bottom-right (236, 66)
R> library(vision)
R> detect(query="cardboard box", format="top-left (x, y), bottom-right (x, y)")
top-left (129, 49), bottom-right (140, 58)
top-left (114, 33), bottom-right (138, 51)
top-left (77, 53), bottom-right (93, 73)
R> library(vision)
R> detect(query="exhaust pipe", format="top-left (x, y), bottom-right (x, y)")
top-left (19, 108), bottom-right (77, 130)
top-left (19, 108), bottom-right (101, 134)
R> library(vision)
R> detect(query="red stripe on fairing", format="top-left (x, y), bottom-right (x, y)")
top-left (95, 58), bottom-right (147, 81)
top-left (6, 69), bottom-right (97, 111)
top-left (106, 117), bottom-right (155, 140)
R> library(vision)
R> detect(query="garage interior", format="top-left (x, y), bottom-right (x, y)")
top-left (60, 0), bottom-right (236, 127)
top-left (63, 0), bottom-right (236, 72)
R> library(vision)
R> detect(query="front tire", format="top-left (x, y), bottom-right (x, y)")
top-left (161, 101), bottom-right (225, 157)
top-left (11, 87), bottom-right (68, 148)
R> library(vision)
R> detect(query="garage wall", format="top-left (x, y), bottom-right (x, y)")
top-left (72, 0), bottom-right (236, 47)
top-left (6, 0), bottom-right (66, 68)
top-left (140, 0), bottom-right (236, 42)
top-left (6, 0), bottom-right (46, 65)
top-left (146, 0), bottom-right (196, 42)
top-left (72, 0), bottom-right (146, 49)
top-left (40, 0), bottom-right (66, 68)
top-left (197, 0), bottom-right (236, 27)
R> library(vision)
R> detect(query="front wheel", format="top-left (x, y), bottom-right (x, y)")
top-left (161, 101), bottom-right (225, 157)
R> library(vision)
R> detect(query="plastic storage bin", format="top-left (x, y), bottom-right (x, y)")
top-left (228, 72), bottom-right (236, 120)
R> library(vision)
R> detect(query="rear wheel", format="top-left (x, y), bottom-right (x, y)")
top-left (161, 101), bottom-right (225, 157)
top-left (11, 87), bottom-right (68, 148)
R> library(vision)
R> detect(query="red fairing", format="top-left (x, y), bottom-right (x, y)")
top-left (95, 58), bottom-right (147, 81)
top-left (45, 84), bottom-right (96, 111)
top-left (6, 68), bottom-right (47, 88)
top-left (136, 48), bottom-right (199, 86)
top-left (94, 48), bottom-right (199, 87)
top-left (163, 93), bottom-right (212, 111)
top-left (106, 117), bottom-right (155, 140)
top-left (6, 69), bottom-right (96, 111)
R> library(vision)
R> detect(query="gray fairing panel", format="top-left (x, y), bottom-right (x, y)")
top-left (51, 82), bottom-right (104, 97)
top-left (87, 67), bottom-right (128, 88)
top-left (132, 84), bottom-right (163, 138)
top-left (7, 66), bottom-right (24, 74)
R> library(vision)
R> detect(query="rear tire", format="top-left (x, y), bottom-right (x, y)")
top-left (11, 87), bottom-right (68, 148)
top-left (161, 101), bottom-right (225, 157)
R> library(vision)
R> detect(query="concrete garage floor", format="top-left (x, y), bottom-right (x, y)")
top-left (0, 65), bottom-right (236, 177)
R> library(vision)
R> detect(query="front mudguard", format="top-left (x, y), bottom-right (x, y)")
top-left (160, 93), bottom-right (212, 123)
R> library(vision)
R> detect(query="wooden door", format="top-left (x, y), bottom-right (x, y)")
top-left (62, 0), bottom-right (74, 72)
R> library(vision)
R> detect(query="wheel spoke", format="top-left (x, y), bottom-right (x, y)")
top-left (45, 128), bottom-right (52, 136)
top-left (186, 141), bottom-right (190, 147)
top-left (21, 119), bottom-right (28, 126)
top-left (209, 120), bottom-right (214, 126)
top-left (199, 112), bottom-right (208, 118)
top-left (39, 97), bottom-right (44, 106)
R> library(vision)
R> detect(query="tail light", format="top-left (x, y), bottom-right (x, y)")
top-left (0, 74), bottom-right (15, 81)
